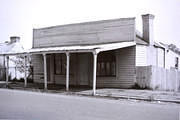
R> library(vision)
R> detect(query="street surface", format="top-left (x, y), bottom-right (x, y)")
top-left (0, 89), bottom-right (179, 120)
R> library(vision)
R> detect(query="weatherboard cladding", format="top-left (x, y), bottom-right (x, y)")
top-left (136, 45), bottom-right (147, 66)
top-left (33, 18), bottom-right (135, 48)
top-left (31, 54), bottom-right (44, 83)
top-left (115, 46), bottom-right (136, 87)
top-left (90, 47), bottom-right (135, 88)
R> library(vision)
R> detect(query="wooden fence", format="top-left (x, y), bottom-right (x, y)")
top-left (0, 66), bottom-right (33, 81)
top-left (136, 66), bottom-right (180, 91)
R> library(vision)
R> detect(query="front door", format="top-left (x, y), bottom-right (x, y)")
top-left (77, 54), bottom-right (89, 85)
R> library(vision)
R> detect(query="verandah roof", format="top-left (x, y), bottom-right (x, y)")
top-left (0, 41), bottom-right (136, 56)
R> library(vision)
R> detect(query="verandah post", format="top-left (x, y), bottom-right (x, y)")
top-left (43, 53), bottom-right (47, 90)
top-left (24, 55), bottom-right (27, 87)
top-left (66, 52), bottom-right (70, 91)
top-left (92, 51), bottom-right (98, 95)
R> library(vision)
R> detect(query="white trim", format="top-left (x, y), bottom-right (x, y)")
top-left (43, 53), bottom-right (47, 90)
top-left (66, 52), bottom-right (70, 91)
top-left (92, 52), bottom-right (98, 95)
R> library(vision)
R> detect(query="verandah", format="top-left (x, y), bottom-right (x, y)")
top-left (1, 41), bottom-right (136, 95)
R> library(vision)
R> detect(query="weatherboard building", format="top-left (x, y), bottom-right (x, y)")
top-left (1, 14), bottom-right (180, 94)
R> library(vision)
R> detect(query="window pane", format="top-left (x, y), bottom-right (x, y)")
top-left (97, 63), bottom-right (100, 76)
top-left (55, 54), bottom-right (61, 74)
top-left (97, 51), bottom-right (116, 76)
top-left (54, 54), bottom-right (66, 75)
top-left (101, 62), bottom-right (106, 75)
top-left (111, 62), bottom-right (116, 76)
top-left (175, 57), bottom-right (179, 69)
top-left (106, 62), bottom-right (110, 75)
top-left (62, 61), bottom-right (66, 75)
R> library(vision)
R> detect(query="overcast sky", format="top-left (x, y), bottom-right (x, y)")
top-left (0, 0), bottom-right (179, 49)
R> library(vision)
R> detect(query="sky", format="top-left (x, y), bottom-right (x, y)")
top-left (0, 0), bottom-right (179, 49)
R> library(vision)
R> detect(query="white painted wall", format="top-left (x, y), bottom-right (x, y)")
top-left (0, 41), bottom-right (25, 80)
top-left (136, 45), bottom-right (159, 67)
top-left (136, 44), bottom-right (166, 69)
top-left (165, 49), bottom-right (180, 70)
top-left (147, 45), bottom-right (157, 66)
top-left (136, 44), bottom-right (180, 70)
top-left (157, 48), bottom-right (164, 68)
top-left (136, 45), bottom-right (147, 66)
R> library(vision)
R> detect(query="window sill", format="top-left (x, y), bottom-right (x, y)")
top-left (97, 76), bottom-right (116, 77)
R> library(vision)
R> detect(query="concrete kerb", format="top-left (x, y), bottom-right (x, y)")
top-left (74, 89), bottom-right (180, 104)
top-left (63, 91), bottom-right (180, 104)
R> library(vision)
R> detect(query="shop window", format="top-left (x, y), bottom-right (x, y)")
top-left (97, 51), bottom-right (116, 76)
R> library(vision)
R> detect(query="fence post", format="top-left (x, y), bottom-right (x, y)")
top-left (3, 55), bottom-right (6, 80)
top-left (6, 56), bottom-right (9, 87)
top-left (175, 70), bottom-right (178, 92)
top-left (24, 56), bottom-right (27, 87)
top-left (15, 66), bottom-right (17, 80)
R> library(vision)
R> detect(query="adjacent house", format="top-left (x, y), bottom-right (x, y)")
top-left (136, 35), bottom-right (180, 91)
top-left (136, 35), bottom-right (180, 70)
top-left (0, 36), bottom-right (24, 80)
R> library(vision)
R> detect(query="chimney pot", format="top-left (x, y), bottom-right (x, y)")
top-left (10, 36), bottom-right (20, 43)
top-left (142, 14), bottom-right (155, 19)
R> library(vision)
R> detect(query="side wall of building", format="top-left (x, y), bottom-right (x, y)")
top-left (157, 48), bottom-right (165, 68)
top-left (136, 45), bottom-right (165, 68)
top-left (136, 45), bottom-right (148, 66)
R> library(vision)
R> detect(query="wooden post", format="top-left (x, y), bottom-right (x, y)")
top-left (66, 52), bottom-right (70, 91)
top-left (6, 56), bottom-right (9, 87)
top-left (3, 55), bottom-right (6, 80)
top-left (15, 66), bottom-right (17, 80)
top-left (92, 52), bottom-right (98, 95)
top-left (24, 56), bottom-right (27, 87)
top-left (43, 53), bottom-right (47, 90)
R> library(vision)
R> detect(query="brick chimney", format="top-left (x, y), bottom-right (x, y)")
top-left (142, 14), bottom-right (155, 45)
top-left (10, 36), bottom-right (20, 43)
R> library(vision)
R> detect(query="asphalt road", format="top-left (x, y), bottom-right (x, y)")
top-left (0, 89), bottom-right (179, 120)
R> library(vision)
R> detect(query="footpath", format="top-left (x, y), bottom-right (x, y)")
top-left (0, 81), bottom-right (180, 104)
top-left (76, 88), bottom-right (180, 103)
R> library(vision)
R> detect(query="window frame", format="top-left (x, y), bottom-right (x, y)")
top-left (175, 57), bottom-right (179, 69)
top-left (97, 51), bottom-right (116, 77)
top-left (54, 53), bottom-right (66, 75)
